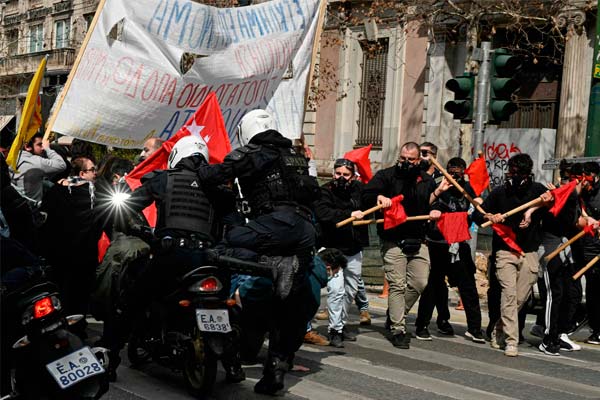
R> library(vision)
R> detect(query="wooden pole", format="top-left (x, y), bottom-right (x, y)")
top-left (481, 196), bottom-right (546, 228)
top-left (430, 157), bottom-right (487, 214)
top-left (544, 229), bottom-right (588, 262)
top-left (573, 255), bottom-right (600, 280)
top-left (43, 0), bottom-right (108, 140)
top-left (336, 204), bottom-right (382, 228)
top-left (352, 215), bottom-right (431, 226)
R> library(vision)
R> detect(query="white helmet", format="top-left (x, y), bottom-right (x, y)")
top-left (168, 135), bottom-right (209, 168)
top-left (237, 109), bottom-right (275, 146)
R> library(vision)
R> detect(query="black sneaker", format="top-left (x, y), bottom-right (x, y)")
top-left (586, 332), bottom-right (600, 345)
top-left (437, 320), bottom-right (454, 336)
top-left (342, 327), bottom-right (357, 342)
top-left (539, 340), bottom-right (560, 356)
top-left (391, 332), bottom-right (410, 349)
top-left (329, 330), bottom-right (344, 348)
top-left (465, 329), bottom-right (485, 343)
top-left (415, 327), bottom-right (432, 341)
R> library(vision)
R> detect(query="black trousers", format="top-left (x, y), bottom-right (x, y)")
top-left (585, 267), bottom-right (600, 334)
top-left (416, 241), bottom-right (482, 332)
top-left (537, 234), bottom-right (584, 342)
top-left (226, 209), bottom-right (316, 363)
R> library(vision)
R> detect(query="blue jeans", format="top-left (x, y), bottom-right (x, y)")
top-left (328, 252), bottom-right (363, 332)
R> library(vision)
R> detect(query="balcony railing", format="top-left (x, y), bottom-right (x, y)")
top-left (0, 48), bottom-right (75, 76)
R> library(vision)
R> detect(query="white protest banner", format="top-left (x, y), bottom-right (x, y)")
top-left (482, 127), bottom-right (556, 188)
top-left (49, 0), bottom-right (322, 148)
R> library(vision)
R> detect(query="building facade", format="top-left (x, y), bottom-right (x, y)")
top-left (0, 0), bottom-right (99, 134)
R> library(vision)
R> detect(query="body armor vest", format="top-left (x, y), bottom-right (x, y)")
top-left (241, 147), bottom-right (318, 213)
top-left (160, 169), bottom-right (214, 238)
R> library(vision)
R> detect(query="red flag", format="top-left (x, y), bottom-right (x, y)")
top-left (384, 195), bottom-right (407, 230)
top-left (125, 92), bottom-right (231, 227)
top-left (436, 212), bottom-right (471, 244)
top-left (465, 157), bottom-right (490, 196)
top-left (548, 180), bottom-right (577, 217)
top-left (98, 231), bottom-right (111, 263)
top-left (584, 224), bottom-right (596, 237)
top-left (492, 224), bottom-right (523, 254)
top-left (344, 144), bottom-right (373, 183)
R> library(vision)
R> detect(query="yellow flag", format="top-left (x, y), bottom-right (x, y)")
top-left (6, 55), bottom-right (47, 171)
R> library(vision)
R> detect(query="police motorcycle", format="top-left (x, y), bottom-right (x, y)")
top-left (107, 187), bottom-right (276, 399)
top-left (1, 239), bottom-right (109, 400)
top-left (125, 245), bottom-right (275, 398)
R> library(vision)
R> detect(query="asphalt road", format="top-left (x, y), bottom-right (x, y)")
top-left (96, 295), bottom-right (600, 400)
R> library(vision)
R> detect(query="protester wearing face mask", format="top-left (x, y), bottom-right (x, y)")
top-left (571, 162), bottom-right (600, 345)
top-left (415, 157), bottom-right (485, 343)
top-left (313, 158), bottom-right (370, 347)
top-left (420, 142), bottom-right (443, 184)
top-left (362, 142), bottom-right (439, 349)
top-left (473, 153), bottom-right (552, 357)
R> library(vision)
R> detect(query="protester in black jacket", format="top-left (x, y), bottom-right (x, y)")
top-left (472, 153), bottom-right (551, 357)
top-left (415, 157), bottom-right (485, 343)
top-left (362, 142), bottom-right (438, 349)
top-left (313, 158), bottom-right (369, 347)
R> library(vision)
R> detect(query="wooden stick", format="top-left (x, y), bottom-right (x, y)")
top-left (336, 204), bottom-right (382, 228)
top-left (43, 0), bottom-right (108, 140)
top-left (430, 157), bottom-right (486, 215)
top-left (352, 215), bottom-right (431, 226)
top-left (573, 255), bottom-right (600, 280)
top-left (481, 196), bottom-right (546, 228)
top-left (544, 229), bottom-right (588, 262)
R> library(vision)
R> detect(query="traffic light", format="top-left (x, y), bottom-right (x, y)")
top-left (444, 74), bottom-right (475, 123)
top-left (488, 48), bottom-right (522, 124)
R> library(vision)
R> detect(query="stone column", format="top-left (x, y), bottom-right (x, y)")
top-left (555, 6), bottom-right (594, 158)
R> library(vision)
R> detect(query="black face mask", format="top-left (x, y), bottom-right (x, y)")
top-left (331, 176), bottom-right (352, 193)
top-left (397, 160), bottom-right (421, 179)
top-left (504, 174), bottom-right (532, 194)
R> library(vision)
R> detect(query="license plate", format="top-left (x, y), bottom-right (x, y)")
top-left (196, 309), bottom-right (232, 333)
top-left (46, 347), bottom-right (104, 389)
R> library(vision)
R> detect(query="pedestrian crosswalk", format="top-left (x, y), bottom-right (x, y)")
top-left (107, 312), bottom-right (600, 400)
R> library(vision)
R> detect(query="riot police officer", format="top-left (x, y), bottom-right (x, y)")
top-left (198, 109), bottom-right (321, 395)
top-left (105, 136), bottom-right (239, 381)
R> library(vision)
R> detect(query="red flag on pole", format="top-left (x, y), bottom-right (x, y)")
top-left (548, 179), bottom-right (577, 217)
top-left (98, 231), bottom-right (111, 262)
top-left (343, 144), bottom-right (373, 183)
top-left (384, 195), bottom-right (407, 230)
top-left (492, 224), bottom-right (524, 254)
top-left (465, 157), bottom-right (490, 196)
top-left (436, 212), bottom-right (471, 243)
top-left (125, 92), bottom-right (230, 227)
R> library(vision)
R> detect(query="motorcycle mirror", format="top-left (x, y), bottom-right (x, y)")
top-left (66, 314), bottom-right (85, 325)
top-left (12, 335), bottom-right (30, 349)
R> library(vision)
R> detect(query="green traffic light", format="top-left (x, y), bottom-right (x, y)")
top-left (488, 48), bottom-right (521, 124)
top-left (444, 74), bottom-right (475, 122)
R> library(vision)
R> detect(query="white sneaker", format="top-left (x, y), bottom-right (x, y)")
top-left (529, 324), bottom-right (545, 338)
top-left (504, 343), bottom-right (518, 357)
top-left (559, 333), bottom-right (582, 351)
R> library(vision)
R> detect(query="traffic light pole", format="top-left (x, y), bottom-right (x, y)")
top-left (473, 42), bottom-right (492, 155)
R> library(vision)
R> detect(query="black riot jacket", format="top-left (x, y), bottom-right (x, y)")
top-left (197, 130), bottom-right (320, 215)
top-left (313, 179), bottom-right (368, 256)
top-left (129, 156), bottom-right (235, 242)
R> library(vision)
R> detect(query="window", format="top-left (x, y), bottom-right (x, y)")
top-left (29, 24), bottom-right (44, 53)
top-left (83, 13), bottom-right (94, 32)
top-left (356, 38), bottom-right (389, 148)
top-left (55, 19), bottom-right (70, 49)
top-left (6, 29), bottom-right (19, 56)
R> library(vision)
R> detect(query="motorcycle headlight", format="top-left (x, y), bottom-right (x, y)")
top-left (189, 276), bottom-right (222, 293)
